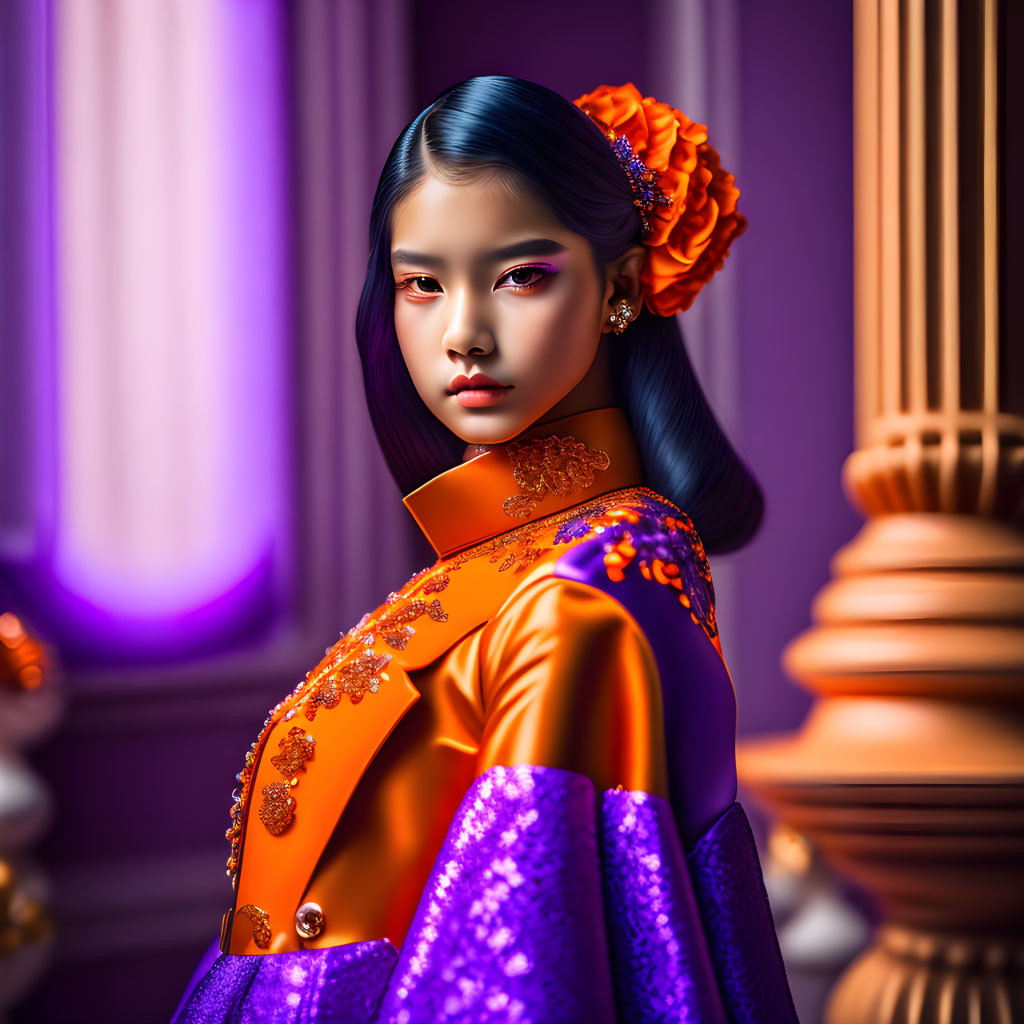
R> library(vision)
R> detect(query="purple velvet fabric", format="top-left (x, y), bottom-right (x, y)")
top-left (172, 765), bottom-right (796, 1023)
top-left (687, 803), bottom-right (800, 1024)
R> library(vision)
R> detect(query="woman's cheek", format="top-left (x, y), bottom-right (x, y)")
top-left (540, 305), bottom-right (601, 382)
top-left (395, 313), bottom-right (433, 390)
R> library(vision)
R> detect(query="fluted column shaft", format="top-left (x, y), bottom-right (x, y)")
top-left (847, 0), bottom-right (1021, 518)
top-left (739, 2), bottom-right (1024, 1022)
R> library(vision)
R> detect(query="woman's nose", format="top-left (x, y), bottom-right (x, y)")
top-left (442, 289), bottom-right (495, 358)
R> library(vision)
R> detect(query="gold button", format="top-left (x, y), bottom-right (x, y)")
top-left (295, 901), bottom-right (324, 939)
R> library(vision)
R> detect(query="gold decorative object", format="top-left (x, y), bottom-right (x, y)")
top-left (739, 3), bottom-right (1024, 1022)
top-left (607, 298), bottom-right (638, 335)
top-left (234, 905), bottom-right (271, 950)
top-left (0, 614), bottom-right (60, 1014)
top-left (0, 859), bottom-right (52, 954)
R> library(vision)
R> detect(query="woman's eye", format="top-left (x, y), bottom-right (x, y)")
top-left (497, 266), bottom-right (551, 291)
top-left (397, 276), bottom-right (443, 294)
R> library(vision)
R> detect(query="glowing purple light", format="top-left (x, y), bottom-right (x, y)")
top-left (47, 0), bottom-right (290, 624)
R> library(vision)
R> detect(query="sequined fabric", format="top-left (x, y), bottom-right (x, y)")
top-left (377, 764), bottom-right (617, 1024)
top-left (686, 803), bottom-right (800, 1024)
top-left (378, 767), bottom-right (795, 1023)
top-left (601, 789), bottom-right (727, 1023)
top-left (171, 940), bottom-right (397, 1023)
top-left (377, 766), bottom-right (795, 1023)
top-left (177, 767), bottom-right (796, 1023)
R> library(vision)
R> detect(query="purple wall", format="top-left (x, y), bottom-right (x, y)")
top-left (731, 1), bottom-right (859, 735)
top-left (411, 2), bottom-right (648, 108)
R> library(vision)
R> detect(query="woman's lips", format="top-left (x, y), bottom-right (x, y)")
top-left (455, 387), bottom-right (512, 408)
top-left (448, 373), bottom-right (513, 408)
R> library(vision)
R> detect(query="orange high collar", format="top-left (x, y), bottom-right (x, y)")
top-left (402, 406), bottom-right (645, 558)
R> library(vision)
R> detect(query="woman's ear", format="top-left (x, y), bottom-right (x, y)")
top-left (600, 245), bottom-right (646, 334)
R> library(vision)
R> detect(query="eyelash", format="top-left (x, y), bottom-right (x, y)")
top-left (395, 264), bottom-right (555, 297)
top-left (498, 265), bottom-right (554, 292)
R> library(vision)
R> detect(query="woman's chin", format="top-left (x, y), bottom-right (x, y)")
top-left (441, 406), bottom-right (542, 447)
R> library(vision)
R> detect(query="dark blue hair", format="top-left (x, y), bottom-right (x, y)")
top-left (355, 75), bottom-right (762, 554)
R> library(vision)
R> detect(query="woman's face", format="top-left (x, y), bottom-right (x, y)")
top-left (390, 169), bottom-right (612, 446)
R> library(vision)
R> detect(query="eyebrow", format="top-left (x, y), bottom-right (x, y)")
top-left (390, 237), bottom-right (568, 268)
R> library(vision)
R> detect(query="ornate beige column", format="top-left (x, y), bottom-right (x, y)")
top-left (739, 1), bottom-right (1024, 1021)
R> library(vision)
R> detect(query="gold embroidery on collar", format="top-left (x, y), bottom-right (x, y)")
top-left (446, 491), bottom-right (626, 574)
top-left (503, 435), bottom-right (611, 517)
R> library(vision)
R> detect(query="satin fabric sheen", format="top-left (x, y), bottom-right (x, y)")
top-left (301, 572), bottom-right (673, 950)
top-left (173, 765), bottom-right (797, 1023)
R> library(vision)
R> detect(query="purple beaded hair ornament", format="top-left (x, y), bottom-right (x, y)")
top-left (608, 134), bottom-right (674, 236)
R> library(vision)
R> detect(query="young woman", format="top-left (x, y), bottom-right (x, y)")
top-left (172, 75), bottom-right (797, 1023)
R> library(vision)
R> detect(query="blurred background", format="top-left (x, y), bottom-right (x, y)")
top-left (1, 1), bottom-right (861, 1021)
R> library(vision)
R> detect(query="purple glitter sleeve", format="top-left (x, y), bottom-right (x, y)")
top-left (376, 764), bottom-right (617, 1024)
top-left (686, 803), bottom-right (799, 1024)
top-left (170, 940), bottom-right (397, 1023)
top-left (172, 769), bottom-right (795, 1023)
top-left (381, 767), bottom-right (795, 1024)
top-left (600, 788), bottom-right (728, 1023)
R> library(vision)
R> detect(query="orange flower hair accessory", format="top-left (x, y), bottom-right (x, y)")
top-left (574, 82), bottom-right (747, 317)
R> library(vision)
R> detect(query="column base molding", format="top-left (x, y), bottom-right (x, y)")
top-left (828, 925), bottom-right (1024, 1024)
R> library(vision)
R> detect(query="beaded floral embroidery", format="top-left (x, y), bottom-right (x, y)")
top-left (378, 597), bottom-right (448, 650)
top-left (254, 726), bottom-right (317, 838)
top-left (305, 650), bottom-right (393, 719)
top-left (554, 496), bottom-right (718, 641)
top-left (448, 494), bottom-right (621, 575)
top-left (257, 782), bottom-right (295, 836)
top-left (269, 726), bottom-right (316, 777)
top-left (224, 484), bottom-right (715, 883)
top-left (225, 582), bottom-right (455, 874)
top-left (503, 435), bottom-right (611, 517)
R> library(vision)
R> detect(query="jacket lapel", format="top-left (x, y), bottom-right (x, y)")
top-left (225, 507), bottom-right (594, 953)
top-left (228, 660), bottom-right (420, 954)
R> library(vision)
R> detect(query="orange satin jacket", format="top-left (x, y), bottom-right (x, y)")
top-left (221, 406), bottom-right (737, 956)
